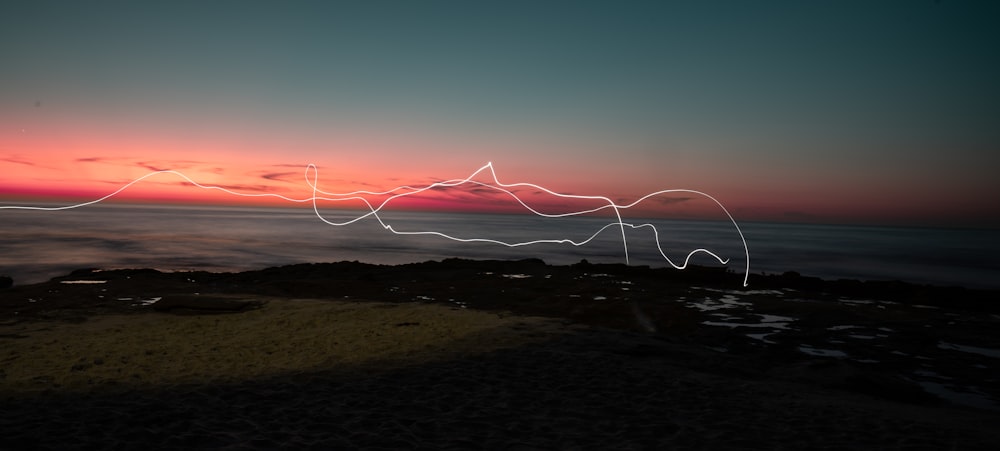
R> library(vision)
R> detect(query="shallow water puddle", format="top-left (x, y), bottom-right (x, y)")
top-left (827, 324), bottom-right (892, 341)
top-left (757, 314), bottom-right (795, 323)
top-left (798, 345), bottom-right (848, 358)
top-left (701, 313), bottom-right (795, 331)
top-left (837, 298), bottom-right (875, 305)
top-left (728, 289), bottom-right (784, 296)
top-left (686, 294), bottom-right (751, 312)
top-left (747, 332), bottom-right (776, 344)
top-left (702, 320), bottom-right (793, 329)
top-left (135, 297), bottom-right (161, 306)
top-left (828, 325), bottom-right (860, 331)
top-left (117, 296), bottom-right (161, 306)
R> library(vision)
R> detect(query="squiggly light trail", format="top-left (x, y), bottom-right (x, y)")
top-left (0, 162), bottom-right (751, 286)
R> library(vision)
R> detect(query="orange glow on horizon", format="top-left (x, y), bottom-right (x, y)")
top-left (1, 149), bottom-right (734, 221)
top-left (5, 120), bottom-right (998, 229)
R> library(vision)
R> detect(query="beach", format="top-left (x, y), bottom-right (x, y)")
top-left (2, 259), bottom-right (999, 449)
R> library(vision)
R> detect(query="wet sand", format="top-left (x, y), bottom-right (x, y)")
top-left (2, 260), bottom-right (999, 449)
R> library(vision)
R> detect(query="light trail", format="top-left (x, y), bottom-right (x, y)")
top-left (1, 162), bottom-right (751, 286)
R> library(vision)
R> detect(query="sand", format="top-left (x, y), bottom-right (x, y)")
top-left (1, 298), bottom-right (566, 392)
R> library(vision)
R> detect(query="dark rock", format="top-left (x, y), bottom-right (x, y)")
top-left (843, 373), bottom-right (944, 406)
top-left (69, 268), bottom-right (101, 276)
top-left (0, 275), bottom-right (11, 289)
top-left (151, 296), bottom-right (266, 314)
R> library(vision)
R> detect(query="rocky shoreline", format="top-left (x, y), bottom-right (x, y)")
top-left (2, 259), bottom-right (999, 449)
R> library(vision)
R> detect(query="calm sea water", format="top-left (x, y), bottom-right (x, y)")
top-left (1, 203), bottom-right (998, 289)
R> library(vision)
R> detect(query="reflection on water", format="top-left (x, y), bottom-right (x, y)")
top-left (680, 287), bottom-right (1000, 412)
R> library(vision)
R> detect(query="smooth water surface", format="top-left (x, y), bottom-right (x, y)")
top-left (1, 203), bottom-right (997, 289)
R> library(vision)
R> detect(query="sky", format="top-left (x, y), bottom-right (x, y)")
top-left (2, 0), bottom-right (998, 227)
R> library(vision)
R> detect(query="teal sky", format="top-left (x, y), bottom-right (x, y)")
top-left (2, 1), bottom-right (998, 226)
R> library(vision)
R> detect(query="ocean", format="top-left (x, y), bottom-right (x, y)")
top-left (2, 203), bottom-right (998, 289)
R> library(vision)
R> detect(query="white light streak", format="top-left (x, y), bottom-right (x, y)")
top-left (1, 162), bottom-right (751, 286)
